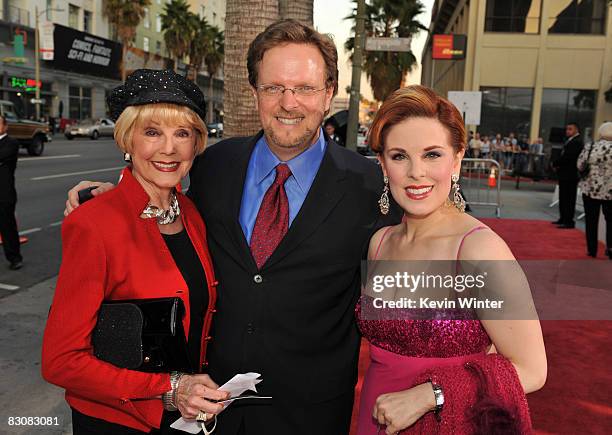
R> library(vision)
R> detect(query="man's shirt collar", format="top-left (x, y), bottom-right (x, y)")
top-left (252, 128), bottom-right (327, 193)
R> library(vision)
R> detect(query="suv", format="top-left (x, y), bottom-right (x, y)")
top-left (0, 100), bottom-right (52, 156)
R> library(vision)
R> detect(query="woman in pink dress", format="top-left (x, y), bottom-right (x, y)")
top-left (356, 86), bottom-right (547, 435)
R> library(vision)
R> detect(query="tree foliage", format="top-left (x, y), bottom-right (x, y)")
top-left (102, 0), bottom-right (151, 80)
top-left (345, 0), bottom-right (427, 102)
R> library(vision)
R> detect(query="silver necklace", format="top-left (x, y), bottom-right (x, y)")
top-left (142, 191), bottom-right (180, 225)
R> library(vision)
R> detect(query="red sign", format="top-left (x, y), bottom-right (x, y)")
top-left (432, 34), bottom-right (466, 60)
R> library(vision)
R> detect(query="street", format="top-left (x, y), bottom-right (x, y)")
top-left (0, 136), bottom-right (220, 296)
top-left (0, 137), bottom-right (122, 296)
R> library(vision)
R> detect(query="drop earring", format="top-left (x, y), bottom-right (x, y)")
top-left (379, 176), bottom-right (390, 215)
top-left (124, 153), bottom-right (132, 162)
top-left (451, 174), bottom-right (466, 212)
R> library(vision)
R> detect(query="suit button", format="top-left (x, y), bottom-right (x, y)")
top-left (246, 323), bottom-right (254, 334)
top-left (253, 274), bottom-right (263, 284)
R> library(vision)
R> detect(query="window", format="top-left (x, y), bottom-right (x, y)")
top-left (69, 86), bottom-right (92, 120)
top-left (156, 40), bottom-right (162, 55)
top-left (479, 87), bottom-right (534, 137)
top-left (485, 0), bottom-right (541, 33)
top-left (68, 4), bottom-right (80, 29)
top-left (144, 7), bottom-right (150, 28)
top-left (539, 89), bottom-right (596, 143)
top-left (143, 36), bottom-right (150, 52)
top-left (156, 15), bottom-right (162, 32)
top-left (548, 0), bottom-right (607, 34)
top-left (83, 10), bottom-right (92, 33)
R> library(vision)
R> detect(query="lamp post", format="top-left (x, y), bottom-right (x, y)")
top-left (34, 6), bottom-right (63, 120)
top-left (346, 0), bottom-right (366, 151)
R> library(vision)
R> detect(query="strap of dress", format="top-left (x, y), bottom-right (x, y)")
top-left (373, 226), bottom-right (394, 260)
top-left (456, 226), bottom-right (488, 260)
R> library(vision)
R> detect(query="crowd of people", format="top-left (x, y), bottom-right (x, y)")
top-left (466, 131), bottom-right (546, 175)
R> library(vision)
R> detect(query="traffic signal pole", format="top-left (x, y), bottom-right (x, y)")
top-left (346, 0), bottom-right (366, 152)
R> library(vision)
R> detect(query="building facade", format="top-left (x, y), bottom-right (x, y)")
top-left (422, 0), bottom-right (612, 145)
top-left (1, 0), bottom-right (226, 124)
top-left (1, 0), bottom-right (119, 123)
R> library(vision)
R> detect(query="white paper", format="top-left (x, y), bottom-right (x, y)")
top-left (170, 372), bottom-right (270, 434)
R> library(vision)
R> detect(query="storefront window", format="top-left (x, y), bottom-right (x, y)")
top-left (485, 0), bottom-right (541, 34)
top-left (69, 86), bottom-right (92, 120)
top-left (548, 0), bottom-right (607, 34)
top-left (479, 87), bottom-right (534, 138)
top-left (539, 88), bottom-right (596, 143)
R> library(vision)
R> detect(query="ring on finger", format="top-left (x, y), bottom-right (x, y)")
top-left (196, 410), bottom-right (209, 422)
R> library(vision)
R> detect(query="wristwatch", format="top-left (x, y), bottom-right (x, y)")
top-left (162, 371), bottom-right (183, 411)
top-left (430, 380), bottom-right (444, 421)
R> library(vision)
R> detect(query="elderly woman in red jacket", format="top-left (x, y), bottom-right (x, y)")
top-left (42, 69), bottom-right (229, 434)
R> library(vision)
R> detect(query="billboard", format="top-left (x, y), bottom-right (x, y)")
top-left (48, 24), bottom-right (121, 80)
top-left (432, 34), bottom-right (467, 60)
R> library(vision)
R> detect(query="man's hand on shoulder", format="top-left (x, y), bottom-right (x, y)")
top-left (64, 181), bottom-right (116, 216)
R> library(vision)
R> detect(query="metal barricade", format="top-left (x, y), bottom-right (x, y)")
top-left (366, 156), bottom-right (502, 217)
top-left (460, 158), bottom-right (502, 217)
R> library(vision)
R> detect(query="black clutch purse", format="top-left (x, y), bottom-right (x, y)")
top-left (92, 297), bottom-right (192, 373)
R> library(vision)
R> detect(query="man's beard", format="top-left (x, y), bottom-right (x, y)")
top-left (265, 111), bottom-right (322, 151)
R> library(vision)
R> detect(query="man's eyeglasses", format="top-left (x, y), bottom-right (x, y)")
top-left (256, 84), bottom-right (327, 98)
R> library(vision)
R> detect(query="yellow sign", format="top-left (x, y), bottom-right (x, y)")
top-left (1, 57), bottom-right (28, 64)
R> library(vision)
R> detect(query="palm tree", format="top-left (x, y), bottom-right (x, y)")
top-left (223, 0), bottom-right (279, 137)
top-left (102, 0), bottom-right (151, 81)
top-left (279, 0), bottom-right (313, 26)
top-left (345, 0), bottom-right (427, 102)
top-left (187, 15), bottom-right (211, 82)
top-left (203, 26), bottom-right (224, 124)
top-left (161, 0), bottom-right (196, 74)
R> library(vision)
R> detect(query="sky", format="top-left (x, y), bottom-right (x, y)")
top-left (313, 0), bottom-right (436, 101)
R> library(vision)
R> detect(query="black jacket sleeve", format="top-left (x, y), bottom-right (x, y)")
top-left (0, 136), bottom-right (19, 164)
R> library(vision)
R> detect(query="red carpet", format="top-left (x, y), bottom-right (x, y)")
top-left (350, 219), bottom-right (611, 434)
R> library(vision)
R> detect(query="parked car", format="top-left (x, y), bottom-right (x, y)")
top-left (65, 118), bottom-right (115, 140)
top-left (207, 122), bottom-right (223, 138)
top-left (0, 100), bottom-right (52, 156)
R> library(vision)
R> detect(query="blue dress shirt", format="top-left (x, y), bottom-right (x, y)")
top-left (239, 129), bottom-right (327, 244)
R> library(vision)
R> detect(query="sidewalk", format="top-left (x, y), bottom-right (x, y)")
top-left (0, 276), bottom-right (72, 435)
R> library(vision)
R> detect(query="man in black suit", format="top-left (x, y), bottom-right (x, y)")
top-left (186, 20), bottom-right (401, 435)
top-left (67, 20), bottom-right (398, 435)
top-left (0, 116), bottom-right (23, 270)
top-left (552, 122), bottom-right (584, 229)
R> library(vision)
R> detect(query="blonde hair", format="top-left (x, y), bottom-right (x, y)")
top-left (598, 121), bottom-right (612, 141)
top-left (114, 103), bottom-right (207, 155)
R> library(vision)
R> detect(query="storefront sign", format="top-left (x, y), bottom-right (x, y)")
top-left (10, 77), bottom-right (41, 92)
top-left (432, 34), bottom-right (467, 60)
top-left (49, 24), bottom-right (121, 80)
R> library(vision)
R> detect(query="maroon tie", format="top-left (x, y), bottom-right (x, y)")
top-left (250, 164), bottom-right (292, 269)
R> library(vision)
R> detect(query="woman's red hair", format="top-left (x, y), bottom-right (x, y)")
top-left (368, 85), bottom-right (466, 153)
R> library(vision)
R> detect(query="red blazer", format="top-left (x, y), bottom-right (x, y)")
top-left (42, 167), bottom-right (218, 432)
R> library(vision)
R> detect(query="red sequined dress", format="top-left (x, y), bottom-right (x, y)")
top-left (355, 226), bottom-right (532, 434)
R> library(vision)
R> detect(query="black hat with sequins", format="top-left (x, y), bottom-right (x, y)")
top-left (107, 69), bottom-right (207, 122)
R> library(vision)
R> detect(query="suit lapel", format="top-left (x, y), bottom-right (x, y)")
top-left (215, 134), bottom-right (261, 272)
top-left (263, 139), bottom-right (347, 270)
